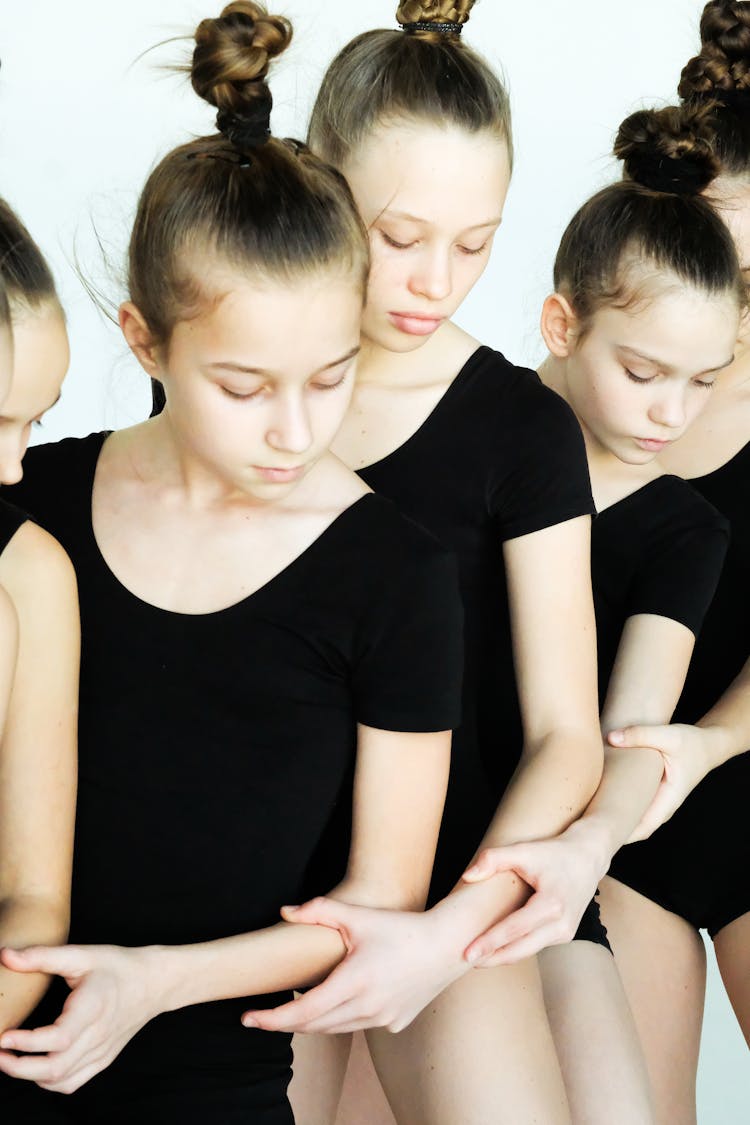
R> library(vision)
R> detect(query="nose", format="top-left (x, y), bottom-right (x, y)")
top-left (648, 385), bottom-right (687, 431)
top-left (0, 431), bottom-right (27, 485)
top-left (266, 393), bottom-right (313, 455)
top-left (409, 247), bottom-right (453, 303)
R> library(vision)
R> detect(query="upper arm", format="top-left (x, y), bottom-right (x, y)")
top-left (0, 586), bottom-right (18, 738)
top-left (341, 723), bottom-right (452, 911)
top-left (0, 523), bottom-right (79, 909)
top-left (600, 613), bottom-right (696, 735)
top-left (503, 515), bottom-right (600, 746)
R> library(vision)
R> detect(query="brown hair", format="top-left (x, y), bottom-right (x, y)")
top-left (129, 1), bottom-right (369, 351)
top-left (308, 1), bottom-right (512, 172)
top-left (0, 198), bottom-right (58, 319)
top-left (553, 102), bottom-right (745, 332)
top-left (678, 0), bottom-right (750, 179)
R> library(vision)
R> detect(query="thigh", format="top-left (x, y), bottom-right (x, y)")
top-left (366, 960), bottom-right (571, 1125)
top-left (540, 941), bottom-right (653, 1125)
top-left (289, 1030), bottom-right (353, 1125)
top-left (335, 1032), bottom-right (396, 1125)
top-left (599, 875), bottom-right (706, 1125)
top-left (713, 911), bottom-right (750, 1048)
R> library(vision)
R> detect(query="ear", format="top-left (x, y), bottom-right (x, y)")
top-left (119, 302), bottom-right (162, 378)
top-left (540, 292), bottom-right (580, 358)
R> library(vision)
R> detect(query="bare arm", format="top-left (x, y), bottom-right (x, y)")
top-left (0, 524), bottom-right (79, 1033)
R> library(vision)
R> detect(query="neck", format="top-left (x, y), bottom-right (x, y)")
top-left (357, 319), bottom-right (465, 387)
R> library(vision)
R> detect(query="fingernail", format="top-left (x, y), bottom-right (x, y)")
top-left (466, 947), bottom-right (483, 964)
top-left (609, 730), bottom-right (624, 745)
top-left (242, 1016), bottom-right (258, 1029)
top-left (463, 866), bottom-right (479, 879)
top-left (282, 905), bottom-right (299, 912)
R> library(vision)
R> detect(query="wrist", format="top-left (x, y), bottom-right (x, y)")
top-left (560, 817), bottom-right (613, 881)
top-left (140, 945), bottom-right (186, 1016)
top-left (694, 721), bottom-right (732, 771)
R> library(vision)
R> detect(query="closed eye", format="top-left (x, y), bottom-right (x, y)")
top-left (625, 368), bottom-right (655, 384)
top-left (380, 231), bottom-right (416, 251)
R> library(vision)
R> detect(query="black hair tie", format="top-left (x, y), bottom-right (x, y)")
top-left (634, 153), bottom-right (712, 197)
top-left (401, 21), bottom-right (463, 35)
top-left (216, 90), bottom-right (273, 152)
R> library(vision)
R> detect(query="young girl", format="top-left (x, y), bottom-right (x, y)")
top-left (0, 4), bottom-right (463, 1122)
top-left (0, 201), bottom-right (79, 1044)
top-left (1, 3), bottom-right (602, 1124)
top-left (595, 3), bottom-right (750, 1118)
top-left (461, 103), bottom-right (744, 1123)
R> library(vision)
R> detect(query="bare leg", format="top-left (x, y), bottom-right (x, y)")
top-left (599, 875), bottom-right (706, 1125)
top-left (713, 911), bottom-right (750, 1049)
top-left (289, 1031), bottom-right (353, 1125)
top-left (540, 941), bottom-right (654, 1123)
top-left (364, 960), bottom-right (571, 1125)
top-left (334, 1032), bottom-right (397, 1125)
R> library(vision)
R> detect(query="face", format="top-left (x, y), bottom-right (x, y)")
top-left (148, 266), bottom-right (363, 502)
top-left (0, 302), bottom-right (69, 485)
top-left (711, 178), bottom-right (750, 349)
top-left (342, 121), bottom-right (511, 353)
top-left (562, 280), bottom-right (739, 465)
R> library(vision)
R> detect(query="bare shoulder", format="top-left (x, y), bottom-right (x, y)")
top-left (0, 522), bottom-right (78, 613)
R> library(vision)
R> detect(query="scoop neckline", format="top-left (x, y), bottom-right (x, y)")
top-left (84, 431), bottom-right (376, 619)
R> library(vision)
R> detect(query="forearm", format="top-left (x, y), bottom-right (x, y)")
top-left (697, 657), bottom-right (750, 768)
top-left (149, 920), bottom-right (347, 1014)
top-left (479, 729), bottom-right (602, 850)
top-left (0, 895), bottom-right (69, 1032)
top-left (563, 745), bottom-right (665, 876)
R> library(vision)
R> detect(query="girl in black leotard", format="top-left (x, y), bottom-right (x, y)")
top-left (0, 201), bottom-right (79, 1056)
top-left (0, 6), bottom-right (463, 1123)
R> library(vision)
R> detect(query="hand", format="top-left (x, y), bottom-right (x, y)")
top-left (607, 723), bottom-right (715, 841)
top-left (0, 944), bottom-right (163, 1094)
top-left (241, 898), bottom-right (469, 1035)
top-left (461, 830), bottom-right (605, 967)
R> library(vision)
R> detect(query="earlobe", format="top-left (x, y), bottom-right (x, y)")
top-left (540, 293), bottom-right (579, 358)
top-left (119, 302), bottom-right (161, 377)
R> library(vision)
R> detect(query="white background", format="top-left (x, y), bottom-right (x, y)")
top-left (0, 2), bottom-right (747, 1117)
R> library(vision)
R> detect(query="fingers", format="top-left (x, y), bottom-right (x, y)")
top-left (464, 894), bottom-right (567, 965)
top-left (470, 923), bottom-right (567, 968)
top-left (462, 846), bottom-right (524, 883)
top-left (607, 724), bottom-right (673, 752)
top-left (0, 1023), bottom-right (69, 1053)
top-left (628, 788), bottom-right (679, 843)
top-left (280, 897), bottom-right (354, 938)
top-left (242, 966), bottom-right (359, 1032)
top-left (0, 944), bottom-right (88, 979)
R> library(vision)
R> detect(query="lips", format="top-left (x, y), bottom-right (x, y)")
top-left (388, 311), bottom-right (445, 337)
top-left (253, 465), bottom-right (305, 483)
top-left (634, 438), bottom-right (672, 453)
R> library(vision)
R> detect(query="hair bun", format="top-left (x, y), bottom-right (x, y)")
top-left (614, 105), bottom-right (720, 195)
top-left (679, 0), bottom-right (750, 99)
top-left (396, 1), bottom-right (475, 33)
top-left (192, 2), bottom-right (292, 149)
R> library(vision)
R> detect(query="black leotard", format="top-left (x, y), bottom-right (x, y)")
top-left (609, 442), bottom-right (750, 937)
top-left (0, 433), bottom-right (463, 1124)
top-left (0, 497), bottom-right (26, 556)
top-left (328, 345), bottom-right (594, 903)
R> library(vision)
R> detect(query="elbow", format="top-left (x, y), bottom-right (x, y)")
top-left (0, 893), bottom-right (71, 946)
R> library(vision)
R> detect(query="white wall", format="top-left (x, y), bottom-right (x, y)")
top-left (0, 2), bottom-right (746, 1117)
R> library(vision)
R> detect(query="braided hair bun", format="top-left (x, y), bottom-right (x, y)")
top-left (679, 0), bottom-right (750, 99)
top-left (191, 1), bottom-right (292, 151)
top-left (614, 104), bottom-right (720, 195)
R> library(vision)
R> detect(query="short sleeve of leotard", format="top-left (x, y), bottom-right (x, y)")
top-left (485, 366), bottom-right (594, 542)
top-left (351, 529), bottom-right (463, 734)
top-left (625, 478), bottom-right (729, 636)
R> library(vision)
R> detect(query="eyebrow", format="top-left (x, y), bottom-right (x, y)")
top-left (382, 209), bottom-right (503, 232)
top-left (211, 345), bottom-right (361, 378)
top-left (619, 346), bottom-right (736, 375)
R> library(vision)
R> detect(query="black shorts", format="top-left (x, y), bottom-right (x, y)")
top-left (573, 893), bottom-right (611, 952)
top-left (608, 750), bottom-right (750, 938)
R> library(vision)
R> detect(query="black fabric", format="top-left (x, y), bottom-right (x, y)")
top-left (0, 496), bottom-right (27, 556)
top-left (573, 894), bottom-right (611, 952)
top-left (346, 345), bottom-right (594, 900)
top-left (609, 441), bottom-right (750, 937)
top-left (0, 432), bottom-right (463, 1119)
top-left (592, 474), bottom-right (729, 707)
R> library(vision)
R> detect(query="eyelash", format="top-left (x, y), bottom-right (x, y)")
top-left (221, 374), bottom-right (348, 401)
top-left (625, 369), bottom-right (715, 391)
top-left (380, 232), bottom-right (489, 256)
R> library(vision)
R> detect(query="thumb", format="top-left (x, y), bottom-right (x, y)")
top-left (463, 846), bottom-right (523, 883)
top-left (607, 723), bottom-right (673, 752)
top-left (1, 944), bottom-right (88, 978)
top-left (280, 896), bottom-right (355, 930)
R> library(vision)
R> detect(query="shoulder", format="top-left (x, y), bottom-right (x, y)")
top-left (5, 432), bottom-right (106, 515)
top-left (644, 475), bottom-right (730, 540)
top-left (0, 521), bottom-right (78, 619)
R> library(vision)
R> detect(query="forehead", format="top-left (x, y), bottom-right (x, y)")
top-left (589, 282), bottom-right (739, 371)
top-left (711, 179), bottom-right (750, 266)
top-left (174, 267), bottom-right (363, 369)
top-left (4, 303), bottom-right (68, 413)
top-left (344, 120), bottom-right (511, 226)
